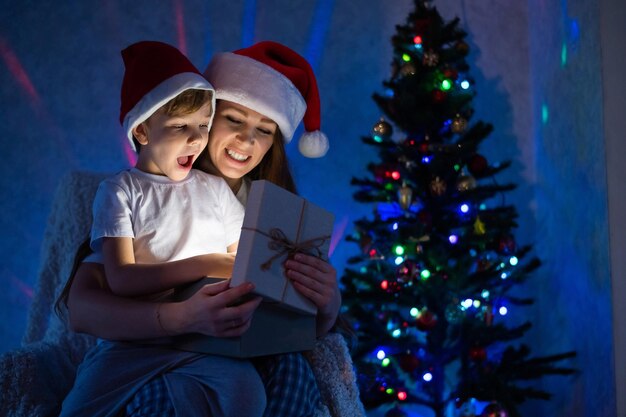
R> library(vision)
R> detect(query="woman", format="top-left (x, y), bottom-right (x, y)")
top-left (61, 41), bottom-right (340, 417)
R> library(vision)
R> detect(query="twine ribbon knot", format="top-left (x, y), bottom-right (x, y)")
top-left (250, 227), bottom-right (329, 271)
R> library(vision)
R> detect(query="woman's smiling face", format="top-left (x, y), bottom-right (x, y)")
top-left (208, 100), bottom-right (277, 190)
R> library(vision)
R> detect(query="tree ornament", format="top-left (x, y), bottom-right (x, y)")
top-left (468, 154), bottom-right (488, 176)
top-left (480, 402), bottom-right (508, 417)
top-left (456, 174), bottom-right (477, 192)
top-left (451, 114), bottom-right (468, 133)
top-left (422, 49), bottom-right (439, 66)
top-left (497, 235), bottom-right (517, 254)
top-left (430, 176), bottom-right (447, 196)
top-left (473, 216), bottom-right (486, 235)
top-left (443, 68), bottom-right (458, 80)
top-left (418, 142), bottom-right (430, 153)
top-left (398, 352), bottom-right (420, 373)
top-left (374, 164), bottom-right (399, 183)
top-left (400, 62), bottom-right (416, 76)
top-left (397, 183), bottom-right (413, 209)
top-left (382, 278), bottom-right (402, 294)
top-left (456, 40), bottom-right (470, 55)
top-left (469, 346), bottom-right (487, 361)
top-left (372, 118), bottom-right (393, 141)
top-left (396, 260), bottom-right (418, 283)
top-left (432, 89), bottom-right (446, 103)
top-left (416, 308), bottom-right (437, 331)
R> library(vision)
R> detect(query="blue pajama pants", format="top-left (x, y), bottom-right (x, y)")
top-left (126, 353), bottom-right (321, 417)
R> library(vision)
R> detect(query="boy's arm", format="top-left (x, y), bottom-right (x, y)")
top-left (102, 237), bottom-right (235, 297)
top-left (227, 241), bottom-right (238, 253)
top-left (67, 261), bottom-right (261, 340)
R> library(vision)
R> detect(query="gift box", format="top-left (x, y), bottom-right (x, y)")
top-left (231, 180), bottom-right (335, 315)
top-left (171, 182), bottom-right (334, 357)
top-left (172, 277), bottom-right (316, 357)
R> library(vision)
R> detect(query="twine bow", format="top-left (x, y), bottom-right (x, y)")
top-left (246, 227), bottom-right (330, 271)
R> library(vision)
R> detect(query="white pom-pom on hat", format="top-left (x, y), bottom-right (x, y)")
top-left (205, 41), bottom-right (329, 158)
top-left (299, 130), bottom-right (329, 158)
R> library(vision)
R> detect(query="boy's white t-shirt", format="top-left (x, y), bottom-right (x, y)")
top-left (88, 168), bottom-right (244, 263)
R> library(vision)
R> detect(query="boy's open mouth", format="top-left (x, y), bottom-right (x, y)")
top-left (177, 155), bottom-right (193, 168)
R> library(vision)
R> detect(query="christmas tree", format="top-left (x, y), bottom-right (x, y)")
top-left (340, 2), bottom-right (576, 417)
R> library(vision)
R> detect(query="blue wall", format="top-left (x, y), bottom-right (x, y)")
top-left (0, 1), bottom-right (616, 416)
top-left (528, 0), bottom-right (615, 415)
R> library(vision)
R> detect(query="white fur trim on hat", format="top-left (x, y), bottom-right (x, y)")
top-left (298, 130), bottom-right (329, 158)
top-left (123, 72), bottom-right (215, 151)
top-left (205, 52), bottom-right (306, 143)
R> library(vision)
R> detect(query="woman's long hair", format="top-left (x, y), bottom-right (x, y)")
top-left (54, 237), bottom-right (93, 317)
top-left (246, 130), bottom-right (297, 194)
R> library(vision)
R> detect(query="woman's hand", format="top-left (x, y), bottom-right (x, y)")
top-left (68, 262), bottom-right (262, 340)
top-left (284, 253), bottom-right (341, 336)
top-left (164, 280), bottom-right (262, 337)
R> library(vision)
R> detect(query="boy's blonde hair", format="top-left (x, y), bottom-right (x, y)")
top-left (162, 88), bottom-right (213, 117)
top-left (132, 89), bottom-right (213, 151)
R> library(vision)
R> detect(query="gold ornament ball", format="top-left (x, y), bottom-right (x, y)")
top-left (456, 41), bottom-right (470, 55)
top-left (473, 216), bottom-right (486, 235)
top-left (398, 184), bottom-right (413, 209)
top-left (451, 115), bottom-right (468, 133)
top-left (430, 176), bottom-right (447, 196)
top-left (400, 62), bottom-right (416, 76)
top-left (456, 174), bottom-right (477, 192)
top-left (372, 119), bottom-right (393, 140)
top-left (422, 50), bottom-right (439, 66)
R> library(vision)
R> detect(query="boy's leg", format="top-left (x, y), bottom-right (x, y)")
top-left (127, 354), bottom-right (266, 417)
top-left (254, 353), bottom-right (322, 417)
top-left (126, 376), bottom-right (175, 417)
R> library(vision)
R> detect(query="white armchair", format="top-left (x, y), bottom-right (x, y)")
top-left (0, 171), bottom-right (365, 417)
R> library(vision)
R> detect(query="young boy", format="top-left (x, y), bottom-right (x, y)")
top-left (60, 41), bottom-right (266, 417)
top-left (89, 41), bottom-right (245, 299)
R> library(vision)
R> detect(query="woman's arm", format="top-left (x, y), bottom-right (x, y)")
top-left (284, 253), bottom-right (342, 337)
top-left (67, 261), bottom-right (262, 340)
top-left (102, 237), bottom-right (237, 297)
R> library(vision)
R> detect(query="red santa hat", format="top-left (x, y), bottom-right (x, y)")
top-left (120, 41), bottom-right (215, 151)
top-left (204, 41), bottom-right (329, 158)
